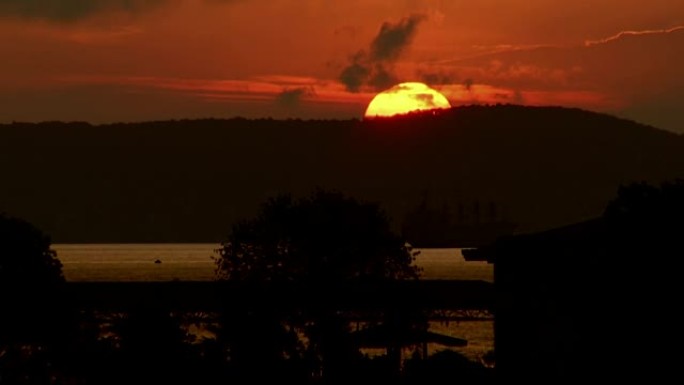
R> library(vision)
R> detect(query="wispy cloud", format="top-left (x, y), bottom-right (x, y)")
top-left (414, 24), bottom-right (684, 130)
top-left (584, 26), bottom-right (684, 46)
top-left (0, 0), bottom-right (169, 22)
top-left (438, 83), bottom-right (620, 110)
top-left (56, 74), bottom-right (373, 105)
top-left (63, 25), bottom-right (144, 43)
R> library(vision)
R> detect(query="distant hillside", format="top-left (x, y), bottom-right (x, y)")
top-left (1, 105), bottom-right (683, 243)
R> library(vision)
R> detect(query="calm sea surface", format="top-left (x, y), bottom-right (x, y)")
top-left (53, 244), bottom-right (494, 363)
top-left (54, 244), bottom-right (493, 282)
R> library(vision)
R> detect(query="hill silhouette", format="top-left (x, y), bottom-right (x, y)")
top-left (1, 105), bottom-right (682, 243)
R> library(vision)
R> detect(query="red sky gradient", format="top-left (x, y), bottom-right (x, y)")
top-left (0, 0), bottom-right (682, 131)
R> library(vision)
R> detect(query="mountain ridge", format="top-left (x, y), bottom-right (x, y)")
top-left (2, 105), bottom-right (682, 243)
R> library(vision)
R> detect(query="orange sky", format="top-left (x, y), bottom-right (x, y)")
top-left (0, 0), bottom-right (683, 131)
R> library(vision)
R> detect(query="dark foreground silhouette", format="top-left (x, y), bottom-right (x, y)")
top-left (1, 194), bottom-right (493, 384)
top-left (4, 181), bottom-right (684, 384)
top-left (468, 180), bottom-right (684, 384)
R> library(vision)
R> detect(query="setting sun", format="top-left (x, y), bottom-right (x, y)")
top-left (364, 82), bottom-right (451, 118)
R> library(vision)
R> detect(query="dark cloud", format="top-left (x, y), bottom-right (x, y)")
top-left (367, 64), bottom-right (398, 90)
top-left (275, 87), bottom-right (315, 107)
top-left (0, 0), bottom-right (167, 22)
top-left (339, 54), bottom-right (371, 93)
top-left (418, 70), bottom-right (456, 85)
top-left (339, 14), bottom-right (426, 92)
top-left (369, 14), bottom-right (426, 61)
top-left (414, 93), bottom-right (436, 107)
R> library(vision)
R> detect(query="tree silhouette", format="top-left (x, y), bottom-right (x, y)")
top-left (604, 180), bottom-right (684, 235)
top-left (112, 306), bottom-right (192, 385)
top-left (0, 213), bottom-right (63, 285)
top-left (0, 214), bottom-right (69, 383)
top-left (216, 190), bottom-right (419, 282)
top-left (215, 190), bottom-right (420, 383)
top-left (584, 181), bottom-right (684, 383)
top-left (600, 180), bottom-right (684, 277)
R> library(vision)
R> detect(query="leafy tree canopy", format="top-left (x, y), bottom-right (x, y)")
top-left (605, 180), bottom-right (684, 223)
top-left (216, 190), bottom-right (419, 283)
top-left (0, 213), bottom-right (63, 285)
top-left (604, 180), bottom-right (684, 241)
top-left (599, 180), bottom-right (684, 279)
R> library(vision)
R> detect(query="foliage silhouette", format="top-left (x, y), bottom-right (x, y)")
top-left (0, 213), bottom-right (63, 285)
top-left (113, 307), bottom-right (193, 385)
top-left (604, 180), bottom-right (684, 237)
top-left (216, 190), bottom-right (419, 282)
top-left (489, 180), bottom-right (684, 384)
top-left (215, 190), bottom-right (420, 383)
top-left (602, 181), bottom-right (684, 378)
top-left (0, 214), bottom-right (72, 383)
top-left (598, 180), bottom-right (684, 288)
top-left (403, 349), bottom-right (493, 385)
top-left (215, 306), bottom-right (306, 384)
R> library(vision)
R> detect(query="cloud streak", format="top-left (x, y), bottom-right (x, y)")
top-left (0, 0), bottom-right (167, 22)
top-left (54, 74), bottom-right (372, 106)
top-left (420, 24), bottom-right (684, 130)
top-left (584, 25), bottom-right (684, 46)
top-left (339, 14), bottom-right (426, 92)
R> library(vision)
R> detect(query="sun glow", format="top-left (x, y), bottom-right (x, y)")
top-left (364, 82), bottom-right (451, 118)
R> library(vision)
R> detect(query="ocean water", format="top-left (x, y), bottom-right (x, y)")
top-left (54, 244), bottom-right (493, 282)
top-left (53, 244), bottom-right (494, 363)
top-left (55, 243), bottom-right (221, 282)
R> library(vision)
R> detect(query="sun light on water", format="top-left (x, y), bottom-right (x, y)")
top-left (364, 82), bottom-right (451, 118)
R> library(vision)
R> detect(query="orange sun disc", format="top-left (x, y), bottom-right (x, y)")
top-left (364, 82), bottom-right (451, 118)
